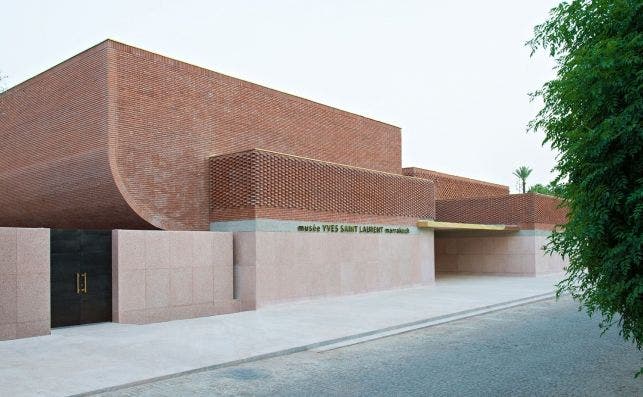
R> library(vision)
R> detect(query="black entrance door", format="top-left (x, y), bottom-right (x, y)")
top-left (51, 229), bottom-right (112, 327)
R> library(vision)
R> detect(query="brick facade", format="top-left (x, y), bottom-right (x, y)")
top-left (403, 167), bottom-right (509, 200)
top-left (210, 149), bottom-right (435, 225)
top-left (0, 40), bottom-right (402, 230)
top-left (109, 41), bottom-right (403, 230)
top-left (0, 43), bottom-right (150, 230)
top-left (0, 39), bottom-right (566, 232)
top-left (435, 193), bottom-right (567, 229)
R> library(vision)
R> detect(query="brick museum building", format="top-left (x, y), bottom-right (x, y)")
top-left (0, 40), bottom-right (567, 340)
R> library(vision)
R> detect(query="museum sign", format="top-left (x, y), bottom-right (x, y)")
top-left (297, 224), bottom-right (410, 234)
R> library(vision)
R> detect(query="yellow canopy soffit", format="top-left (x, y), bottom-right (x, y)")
top-left (417, 220), bottom-right (519, 231)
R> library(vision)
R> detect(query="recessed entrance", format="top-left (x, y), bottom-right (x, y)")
top-left (50, 229), bottom-right (112, 327)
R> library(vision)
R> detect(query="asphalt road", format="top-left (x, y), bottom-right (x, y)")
top-left (95, 298), bottom-right (642, 397)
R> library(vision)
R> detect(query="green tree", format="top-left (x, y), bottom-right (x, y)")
top-left (513, 166), bottom-right (533, 193)
top-left (529, 180), bottom-right (565, 197)
top-left (529, 183), bottom-right (551, 195)
top-left (528, 0), bottom-right (642, 375)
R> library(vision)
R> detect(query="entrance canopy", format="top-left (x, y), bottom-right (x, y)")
top-left (417, 220), bottom-right (519, 231)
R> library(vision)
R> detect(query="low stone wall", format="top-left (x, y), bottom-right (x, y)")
top-left (233, 230), bottom-right (435, 308)
top-left (0, 227), bottom-right (50, 340)
top-left (435, 231), bottom-right (566, 276)
top-left (112, 230), bottom-right (238, 324)
top-left (533, 234), bottom-right (568, 274)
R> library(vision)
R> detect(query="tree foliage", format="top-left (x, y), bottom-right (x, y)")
top-left (529, 181), bottom-right (566, 197)
top-left (528, 0), bottom-right (643, 374)
top-left (513, 165), bottom-right (533, 193)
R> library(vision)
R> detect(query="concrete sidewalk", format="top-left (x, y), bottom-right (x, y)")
top-left (0, 273), bottom-right (564, 397)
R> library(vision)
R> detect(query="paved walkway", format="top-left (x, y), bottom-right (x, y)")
top-left (0, 273), bottom-right (563, 397)
top-left (95, 298), bottom-right (643, 397)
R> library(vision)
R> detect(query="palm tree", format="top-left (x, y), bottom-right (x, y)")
top-left (513, 166), bottom-right (532, 193)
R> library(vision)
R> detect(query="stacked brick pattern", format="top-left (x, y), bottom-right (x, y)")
top-left (0, 40), bottom-right (402, 231)
top-left (0, 42), bottom-right (150, 229)
top-left (403, 167), bottom-right (509, 200)
top-left (210, 149), bottom-right (435, 225)
top-left (436, 193), bottom-right (567, 229)
top-left (0, 40), bottom-right (567, 231)
top-left (109, 41), bottom-right (402, 230)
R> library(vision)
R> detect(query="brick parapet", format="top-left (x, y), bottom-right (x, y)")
top-left (210, 149), bottom-right (435, 225)
top-left (105, 40), bottom-right (399, 132)
top-left (435, 193), bottom-right (567, 230)
top-left (403, 167), bottom-right (509, 200)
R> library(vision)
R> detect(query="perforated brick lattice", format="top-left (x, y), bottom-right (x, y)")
top-left (436, 193), bottom-right (567, 229)
top-left (403, 167), bottom-right (509, 200)
top-left (210, 150), bottom-right (435, 225)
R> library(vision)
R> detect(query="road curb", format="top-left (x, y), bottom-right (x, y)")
top-left (311, 292), bottom-right (557, 352)
top-left (79, 293), bottom-right (558, 396)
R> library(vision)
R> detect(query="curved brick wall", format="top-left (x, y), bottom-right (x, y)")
top-left (0, 40), bottom-right (403, 230)
top-left (109, 41), bottom-right (402, 230)
top-left (403, 167), bottom-right (509, 200)
top-left (0, 42), bottom-right (151, 230)
top-left (436, 193), bottom-right (567, 229)
top-left (210, 150), bottom-right (435, 225)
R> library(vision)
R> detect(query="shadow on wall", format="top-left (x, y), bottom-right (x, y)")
top-left (434, 230), bottom-right (566, 276)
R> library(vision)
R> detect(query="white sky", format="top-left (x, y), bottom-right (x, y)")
top-left (0, 0), bottom-right (561, 192)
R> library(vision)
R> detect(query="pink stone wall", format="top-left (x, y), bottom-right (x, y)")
top-left (0, 228), bottom-right (50, 340)
top-left (435, 232), bottom-right (567, 276)
top-left (534, 235), bottom-right (568, 275)
top-left (112, 230), bottom-right (239, 324)
top-left (233, 231), bottom-right (435, 308)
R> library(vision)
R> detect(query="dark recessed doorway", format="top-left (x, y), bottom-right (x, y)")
top-left (50, 229), bottom-right (112, 327)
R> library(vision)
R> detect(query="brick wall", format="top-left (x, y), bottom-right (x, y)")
top-left (436, 193), bottom-right (567, 229)
top-left (210, 149), bottom-right (435, 225)
top-left (0, 42), bottom-right (150, 229)
top-left (403, 168), bottom-right (509, 200)
top-left (109, 41), bottom-right (403, 230)
top-left (0, 40), bottom-right (403, 231)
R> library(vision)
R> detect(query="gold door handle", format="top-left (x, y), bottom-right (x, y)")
top-left (76, 272), bottom-right (88, 294)
top-left (81, 272), bottom-right (87, 294)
